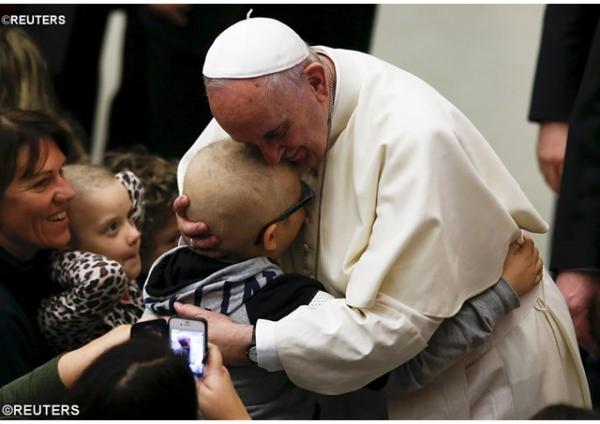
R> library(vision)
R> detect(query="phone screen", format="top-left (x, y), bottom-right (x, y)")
top-left (170, 327), bottom-right (206, 377)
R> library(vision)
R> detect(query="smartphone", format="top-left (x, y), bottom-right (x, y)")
top-left (168, 316), bottom-right (208, 377)
top-left (130, 319), bottom-right (169, 341)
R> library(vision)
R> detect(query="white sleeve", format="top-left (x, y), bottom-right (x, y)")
top-left (255, 290), bottom-right (335, 371)
top-left (256, 319), bottom-right (282, 371)
top-left (272, 293), bottom-right (441, 395)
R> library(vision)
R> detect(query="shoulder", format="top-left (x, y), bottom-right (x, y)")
top-left (339, 57), bottom-right (461, 149)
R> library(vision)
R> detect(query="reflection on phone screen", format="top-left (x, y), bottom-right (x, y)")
top-left (170, 328), bottom-right (205, 377)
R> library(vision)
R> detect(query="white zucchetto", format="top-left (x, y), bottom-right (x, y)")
top-left (203, 17), bottom-right (309, 79)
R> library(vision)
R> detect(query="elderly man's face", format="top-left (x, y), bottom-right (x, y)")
top-left (207, 67), bottom-right (330, 168)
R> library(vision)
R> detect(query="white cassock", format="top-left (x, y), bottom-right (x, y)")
top-left (179, 46), bottom-right (591, 419)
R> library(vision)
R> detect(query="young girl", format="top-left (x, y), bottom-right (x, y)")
top-left (38, 164), bottom-right (145, 353)
top-left (104, 147), bottom-right (180, 279)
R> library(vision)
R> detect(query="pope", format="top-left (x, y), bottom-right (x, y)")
top-left (174, 17), bottom-right (590, 419)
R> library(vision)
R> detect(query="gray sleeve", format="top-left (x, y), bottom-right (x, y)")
top-left (384, 278), bottom-right (520, 394)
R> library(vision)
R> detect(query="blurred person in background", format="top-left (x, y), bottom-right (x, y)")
top-left (0, 26), bottom-right (86, 160)
top-left (529, 4), bottom-right (600, 407)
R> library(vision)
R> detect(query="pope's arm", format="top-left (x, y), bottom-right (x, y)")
top-left (258, 293), bottom-right (438, 394)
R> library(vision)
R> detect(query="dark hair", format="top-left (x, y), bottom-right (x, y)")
top-left (66, 337), bottom-right (198, 419)
top-left (0, 109), bottom-right (81, 196)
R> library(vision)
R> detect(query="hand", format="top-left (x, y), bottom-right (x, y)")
top-left (536, 122), bottom-right (569, 194)
top-left (146, 4), bottom-right (191, 26)
top-left (173, 194), bottom-right (222, 258)
top-left (174, 302), bottom-right (253, 366)
top-left (196, 343), bottom-right (251, 420)
top-left (556, 271), bottom-right (600, 356)
top-left (58, 324), bottom-right (131, 388)
top-left (501, 235), bottom-right (543, 296)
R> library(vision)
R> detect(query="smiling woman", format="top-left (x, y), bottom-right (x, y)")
top-left (0, 109), bottom-right (79, 386)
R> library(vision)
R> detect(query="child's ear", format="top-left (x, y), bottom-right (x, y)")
top-left (262, 223), bottom-right (279, 252)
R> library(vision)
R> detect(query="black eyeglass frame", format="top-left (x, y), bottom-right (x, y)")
top-left (254, 181), bottom-right (315, 245)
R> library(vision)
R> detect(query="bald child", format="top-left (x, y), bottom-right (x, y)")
top-left (142, 140), bottom-right (541, 419)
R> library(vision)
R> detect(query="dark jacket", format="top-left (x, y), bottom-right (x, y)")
top-left (0, 247), bottom-right (57, 387)
top-left (528, 5), bottom-right (600, 272)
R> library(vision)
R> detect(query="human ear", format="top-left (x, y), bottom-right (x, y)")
top-left (303, 63), bottom-right (328, 101)
top-left (262, 223), bottom-right (279, 252)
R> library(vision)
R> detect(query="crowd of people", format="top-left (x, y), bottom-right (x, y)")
top-left (0, 5), bottom-right (599, 420)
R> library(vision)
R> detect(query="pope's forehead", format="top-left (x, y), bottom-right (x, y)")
top-left (207, 79), bottom-right (285, 121)
top-left (208, 78), bottom-right (270, 104)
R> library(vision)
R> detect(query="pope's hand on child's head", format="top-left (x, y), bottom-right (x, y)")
top-left (501, 235), bottom-right (543, 296)
top-left (173, 194), bottom-right (224, 258)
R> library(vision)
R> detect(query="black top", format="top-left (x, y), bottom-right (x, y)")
top-left (0, 247), bottom-right (58, 387)
top-left (528, 5), bottom-right (600, 123)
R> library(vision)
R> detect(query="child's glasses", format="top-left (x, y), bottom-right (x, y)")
top-left (254, 181), bottom-right (315, 245)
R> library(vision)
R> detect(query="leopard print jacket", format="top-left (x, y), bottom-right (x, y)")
top-left (37, 171), bottom-right (145, 353)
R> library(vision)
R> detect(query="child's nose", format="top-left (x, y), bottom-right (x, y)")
top-left (127, 222), bottom-right (141, 245)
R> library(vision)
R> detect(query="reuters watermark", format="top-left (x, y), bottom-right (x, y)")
top-left (1, 403), bottom-right (79, 417)
top-left (1, 15), bottom-right (66, 26)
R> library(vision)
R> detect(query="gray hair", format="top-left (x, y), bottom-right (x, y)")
top-left (203, 45), bottom-right (321, 96)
